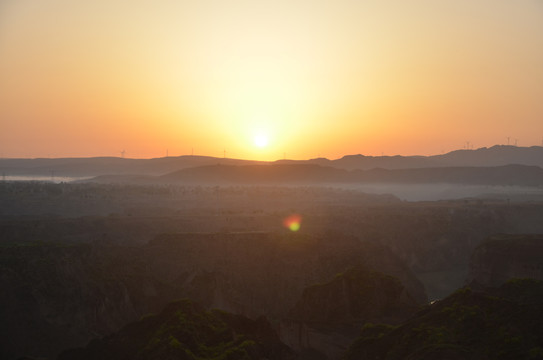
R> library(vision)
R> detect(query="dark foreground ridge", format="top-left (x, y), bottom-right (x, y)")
top-left (57, 280), bottom-right (543, 360)
top-left (343, 279), bottom-right (543, 360)
top-left (58, 299), bottom-right (297, 360)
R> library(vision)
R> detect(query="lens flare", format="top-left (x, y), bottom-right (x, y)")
top-left (283, 214), bottom-right (302, 232)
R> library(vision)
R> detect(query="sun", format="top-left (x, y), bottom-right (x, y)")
top-left (254, 133), bottom-right (269, 148)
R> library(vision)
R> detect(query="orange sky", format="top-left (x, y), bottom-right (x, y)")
top-left (1, 0), bottom-right (542, 160)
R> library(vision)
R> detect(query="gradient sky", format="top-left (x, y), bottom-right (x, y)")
top-left (1, 0), bottom-right (542, 160)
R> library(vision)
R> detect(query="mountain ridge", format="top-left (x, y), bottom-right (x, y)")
top-left (2, 145), bottom-right (543, 178)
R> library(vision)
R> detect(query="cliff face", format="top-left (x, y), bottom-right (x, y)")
top-left (0, 244), bottom-right (170, 359)
top-left (341, 203), bottom-right (543, 300)
top-left (0, 232), bottom-right (426, 359)
top-left (145, 233), bottom-right (427, 317)
top-left (467, 234), bottom-right (543, 288)
top-left (279, 266), bottom-right (420, 359)
top-left (287, 266), bottom-right (419, 324)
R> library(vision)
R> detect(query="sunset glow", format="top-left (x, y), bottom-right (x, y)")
top-left (254, 134), bottom-right (269, 148)
top-left (1, 1), bottom-right (542, 160)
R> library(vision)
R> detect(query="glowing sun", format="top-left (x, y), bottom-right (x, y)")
top-left (254, 133), bottom-right (269, 148)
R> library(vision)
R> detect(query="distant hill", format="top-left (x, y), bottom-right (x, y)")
top-left (431, 145), bottom-right (543, 168)
top-left (85, 163), bottom-right (543, 187)
top-left (293, 145), bottom-right (543, 170)
top-left (0, 155), bottom-right (263, 178)
top-left (2, 145), bottom-right (543, 178)
top-left (158, 163), bottom-right (349, 184)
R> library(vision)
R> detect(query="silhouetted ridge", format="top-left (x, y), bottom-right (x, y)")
top-left (3, 145), bottom-right (543, 178)
top-left (154, 163), bottom-right (543, 186)
top-left (0, 155), bottom-right (264, 178)
top-left (159, 164), bottom-right (349, 183)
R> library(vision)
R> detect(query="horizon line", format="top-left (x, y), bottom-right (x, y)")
top-left (1, 144), bottom-right (542, 162)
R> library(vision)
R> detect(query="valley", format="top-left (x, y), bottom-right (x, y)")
top-left (1, 179), bottom-right (543, 359)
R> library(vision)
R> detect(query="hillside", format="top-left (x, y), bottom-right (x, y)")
top-left (83, 163), bottom-right (543, 187)
top-left (159, 163), bottom-right (349, 184)
top-left (328, 145), bottom-right (543, 170)
top-left (343, 280), bottom-right (543, 360)
top-left (57, 299), bottom-right (297, 360)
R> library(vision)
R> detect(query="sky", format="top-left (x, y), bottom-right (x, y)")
top-left (1, 0), bottom-right (542, 160)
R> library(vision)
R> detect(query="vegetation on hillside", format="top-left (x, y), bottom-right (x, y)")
top-left (58, 299), bottom-right (296, 360)
top-left (343, 279), bottom-right (543, 360)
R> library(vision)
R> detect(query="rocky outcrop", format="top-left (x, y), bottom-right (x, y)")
top-left (145, 233), bottom-right (427, 316)
top-left (467, 234), bottom-right (543, 288)
top-left (0, 232), bottom-right (426, 359)
top-left (0, 243), bottom-right (170, 360)
top-left (287, 266), bottom-right (419, 324)
top-left (279, 266), bottom-right (420, 359)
